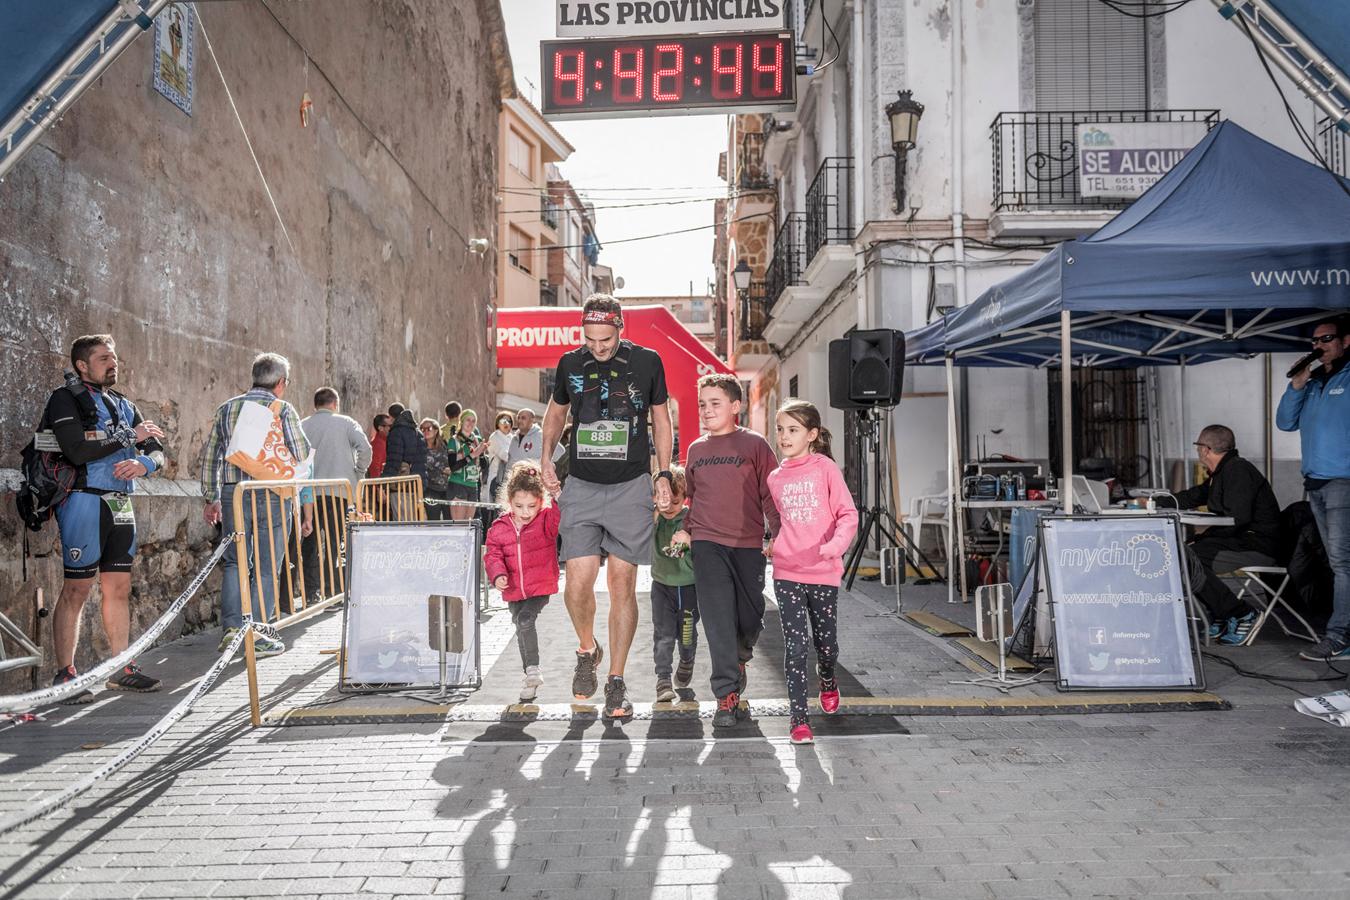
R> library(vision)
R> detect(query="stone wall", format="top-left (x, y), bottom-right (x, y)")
top-left (0, 0), bottom-right (508, 690)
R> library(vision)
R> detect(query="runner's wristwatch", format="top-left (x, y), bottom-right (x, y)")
top-left (655, 470), bottom-right (673, 484)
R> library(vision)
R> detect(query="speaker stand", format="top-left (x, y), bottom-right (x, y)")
top-left (842, 408), bottom-right (945, 595)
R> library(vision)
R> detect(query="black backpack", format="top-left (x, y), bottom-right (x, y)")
top-left (14, 374), bottom-right (97, 532)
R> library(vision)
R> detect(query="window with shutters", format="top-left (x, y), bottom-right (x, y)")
top-left (1033, 0), bottom-right (1149, 111)
top-left (507, 127), bottom-right (533, 175)
top-left (508, 225), bottom-right (532, 275)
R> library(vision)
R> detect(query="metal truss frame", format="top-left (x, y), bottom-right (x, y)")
top-left (1214, 0), bottom-right (1350, 134)
top-left (0, 0), bottom-right (170, 180)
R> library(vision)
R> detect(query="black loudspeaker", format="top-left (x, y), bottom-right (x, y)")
top-left (828, 329), bottom-right (905, 409)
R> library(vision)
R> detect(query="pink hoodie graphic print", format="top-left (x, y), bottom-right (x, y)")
top-left (766, 453), bottom-right (860, 586)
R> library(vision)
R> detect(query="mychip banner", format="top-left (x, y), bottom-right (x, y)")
top-left (341, 522), bottom-right (481, 691)
top-left (1040, 515), bottom-right (1199, 690)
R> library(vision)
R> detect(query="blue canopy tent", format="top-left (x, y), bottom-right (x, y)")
top-left (0, 1), bottom-right (169, 179)
top-left (907, 121), bottom-right (1350, 600)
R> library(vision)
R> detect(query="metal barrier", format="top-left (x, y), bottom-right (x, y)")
top-left (231, 478), bottom-right (355, 726)
top-left (356, 475), bottom-right (426, 522)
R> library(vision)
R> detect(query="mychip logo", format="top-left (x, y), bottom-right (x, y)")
top-left (1057, 533), bottom-right (1171, 579)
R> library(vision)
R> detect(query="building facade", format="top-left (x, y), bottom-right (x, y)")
top-left (496, 97), bottom-right (574, 413)
top-left (0, 0), bottom-right (511, 685)
top-left (715, 0), bottom-right (1327, 529)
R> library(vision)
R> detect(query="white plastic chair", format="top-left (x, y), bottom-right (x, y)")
top-left (1229, 566), bottom-right (1319, 647)
top-left (905, 494), bottom-right (951, 566)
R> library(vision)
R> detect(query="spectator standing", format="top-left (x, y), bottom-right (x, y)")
top-left (202, 352), bottom-right (312, 658)
top-left (45, 334), bottom-right (167, 702)
top-left (300, 387), bottom-right (371, 600)
top-left (507, 408), bottom-right (544, 466)
top-left (439, 401), bottom-right (463, 446)
top-left (486, 412), bottom-right (514, 501)
top-left (1278, 315), bottom-right (1350, 662)
top-left (447, 409), bottom-right (489, 522)
top-left (381, 404), bottom-right (424, 478)
top-left (367, 414), bottom-right (392, 478)
top-left (420, 417), bottom-right (452, 521)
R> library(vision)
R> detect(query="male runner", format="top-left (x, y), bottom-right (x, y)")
top-left (46, 335), bottom-right (167, 702)
top-left (541, 295), bottom-right (674, 719)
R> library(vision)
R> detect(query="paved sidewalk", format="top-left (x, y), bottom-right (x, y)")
top-left (3, 570), bottom-right (1350, 898)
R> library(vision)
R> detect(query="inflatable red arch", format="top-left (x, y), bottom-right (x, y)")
top-left (495, 305), bottom-right (734, 461)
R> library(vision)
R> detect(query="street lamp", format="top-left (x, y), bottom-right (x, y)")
top-left (885, 90), bottom-right (924, 213)
top-left (733, 259), bottom-right (753, 341)
top-left (732, 259), bottom-right (753, 294)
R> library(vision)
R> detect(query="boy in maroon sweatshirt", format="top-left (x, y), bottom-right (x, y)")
top-left (673, 374), bottom-right (780, 728)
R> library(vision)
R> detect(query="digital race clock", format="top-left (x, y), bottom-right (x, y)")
top-left (540, 31), bottom-right (796, 120)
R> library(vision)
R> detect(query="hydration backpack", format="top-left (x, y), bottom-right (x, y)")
top-left (14, 374), bottom-right (98, 532)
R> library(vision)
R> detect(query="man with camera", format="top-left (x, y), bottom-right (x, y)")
top-left (1278, 315), bottom-right (1350, 662)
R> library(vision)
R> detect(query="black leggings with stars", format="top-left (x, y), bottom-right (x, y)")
top-left (774, 579), bottom-right (839, 725)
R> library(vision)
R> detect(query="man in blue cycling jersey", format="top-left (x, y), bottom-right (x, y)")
top-left (45, 335), bottom-right (167, 703)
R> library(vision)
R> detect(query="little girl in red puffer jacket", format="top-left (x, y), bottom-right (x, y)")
top-left (483, 461), bottom-right (561, 703)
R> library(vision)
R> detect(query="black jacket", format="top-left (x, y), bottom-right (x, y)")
top-left (382, 410), bottom-right (426, 477)
top-left (1174, 450), bottom-right (1281, 556)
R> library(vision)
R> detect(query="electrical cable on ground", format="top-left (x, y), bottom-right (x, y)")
top-left (1202, 649), bottom-right (1349, 697)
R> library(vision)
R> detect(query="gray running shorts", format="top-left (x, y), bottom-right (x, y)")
top-left (559, 474), bottom-right (655, 565)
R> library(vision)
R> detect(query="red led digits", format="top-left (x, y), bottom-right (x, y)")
top-left (652, 43), bottom-right (684, 102)
top-left (711, 41), bottom-right (743, 99)
top-left (613, 47), bottom-right (644, 102)
top-left (750, 39), bottom-right (783, 98)
top-left (553, 48), bottom-right (585, 106)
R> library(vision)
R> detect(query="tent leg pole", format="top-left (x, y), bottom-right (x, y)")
top-left (946, 356), bottom-right (958, 605)
top-left (1061, 310), bottom-right (1074, 514)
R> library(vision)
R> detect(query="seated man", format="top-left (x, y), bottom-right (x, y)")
top-left (1174, 424), bottom-right (1282, 643)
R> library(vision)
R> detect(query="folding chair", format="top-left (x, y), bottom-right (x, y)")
top-left (1230, 566), bottom-right (1319, 647)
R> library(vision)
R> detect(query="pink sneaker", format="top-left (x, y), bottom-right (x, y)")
top-left (819, 680), bottom-right (840, 715)
top-left (790, 723), bottom-right (814, 744)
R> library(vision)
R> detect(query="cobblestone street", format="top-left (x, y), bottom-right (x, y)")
top-left (4, 574), bottom-right (1350, 899)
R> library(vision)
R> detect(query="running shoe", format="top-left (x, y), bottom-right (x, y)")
top-left (674, 656), bottom-right (694, 689)
top-left (790, 723), bottom-right (815, 745)
top-left (655, 677), bottom-right (677, 703)
top-left (603, 676), bottom-right (633, 720)
top-left (252, 635), bottom-right (287, 658)
top-left (217, 626), bottom-right (241, 653)
top-left (106, 664), bottom-right (161, 693)
top-left (713, 692), bottom-right (743, 728)
top-left (52, 666), bottom-right (94, 705)
top-left (1206, 621), bottom-right (1223, 640)
top-left (1300, 636), bottom-right (1350, 662)
top-left (572, 645), bottom-right (603, 699)
top-left (819, 677), bottom-right (841, 714)
top-left (519, 665), bottom-right (543, 703)
top-left (1219, 612), bottom-right (1258, 646)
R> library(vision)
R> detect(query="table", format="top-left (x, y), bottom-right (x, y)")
top-left (1097, 508), bottom-right (1236, 528)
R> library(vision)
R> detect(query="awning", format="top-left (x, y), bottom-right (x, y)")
top-left (0, 1), bottom-right (168, 179)
top-left (910, 121), bottom-right (1350, 368)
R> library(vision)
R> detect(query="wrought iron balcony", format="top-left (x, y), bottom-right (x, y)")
top-left (1320, 117), bottom-right (1349, 178)
top-left (805, 157), bottom-right (853, 260)
top-left (738, 281), bottom-right (771, 343)
top-left (736, 130), bottom-right (772, 192)
top-left (541, 198), bottom-right (560, 231)
top-left (767, 212), bottom-right (807, 308)
top-left (991, 110), bottom-right (1220, 212)
top-left (540, 281), bottom-right (558, 306)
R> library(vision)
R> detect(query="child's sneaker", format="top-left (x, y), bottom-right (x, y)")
top-left (603, 675), bottom-right (633, 720)
top-left (520, 666), bottom-right (543, 703)
top-left (713, 692), bottom-right (743, 728)
top-left (819, 678), bottom-right (840, 714)
top-left (790, 723), bottom-right (814, 744)
top-left (655, 677), bottom-right (677, 703)
top-left (674, 657), bottom-right (694, 688)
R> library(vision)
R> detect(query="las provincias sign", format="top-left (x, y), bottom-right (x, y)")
top-left (557, 0), bottom-right (786, 38)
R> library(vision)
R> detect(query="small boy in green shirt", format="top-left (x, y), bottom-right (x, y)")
top-left (651, 466), bottom-right (698, 702)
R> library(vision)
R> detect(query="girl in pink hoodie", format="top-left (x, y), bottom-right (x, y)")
top-left (766, 400), bottom-right (860, 744)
